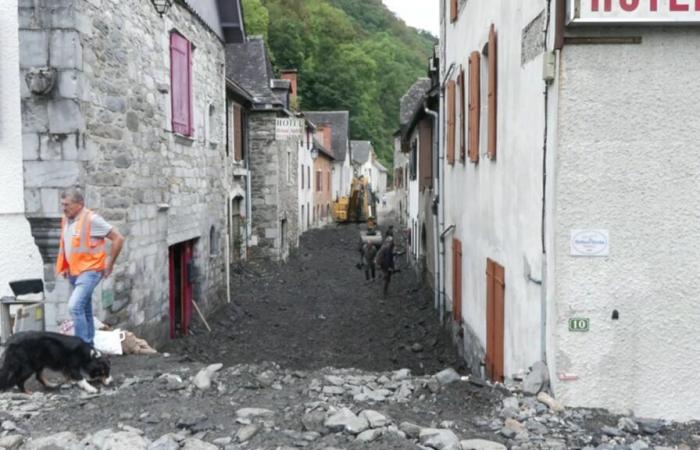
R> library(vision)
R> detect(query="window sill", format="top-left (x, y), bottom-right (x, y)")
top-left (174, 133), bottom-right (195, 146)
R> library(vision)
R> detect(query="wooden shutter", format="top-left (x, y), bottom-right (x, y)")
top-left (450, 0), bottom-right (458, 22)
top-left (447, 80), bottom-right (456, 165)
top-left (487, 24), bottom-right (498, 160)
top-left (459, 67), bottom-right (466, 162)
top-left (233, 104), bottom-right (243, 161)
top-left (170, 32), bottom-right (193, 136)
top-left (468, 51), bottom-right (481, 163)
top-left (301, 164), bottom-right (305, 188)
top-left (452, 239), bottom-right (462, 323)
top-left (486, 258), bottom-right (505, 382)
top-left (419, 118), bottom-right (433, 191)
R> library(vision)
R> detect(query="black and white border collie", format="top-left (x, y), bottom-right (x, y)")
top-left (0, 331), bottom-right (112, 394)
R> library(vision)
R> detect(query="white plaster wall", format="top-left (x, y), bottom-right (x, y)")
top-left (0, 0), bottom-right (44, 299)
top-left (552, 28), bottom-right (700, 421)
top-left (442, 0), bottom-right (547, 377)
top-left (332, 153), bottom-right (352, 199)
top-left (298, 138), bottom-right (313, 232)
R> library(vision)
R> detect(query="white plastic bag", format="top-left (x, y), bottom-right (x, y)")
top-left (93, 329), bottom-right (125, 355)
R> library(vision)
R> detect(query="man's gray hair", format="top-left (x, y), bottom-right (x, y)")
top-left (60, 187), bottom-right (85, 204)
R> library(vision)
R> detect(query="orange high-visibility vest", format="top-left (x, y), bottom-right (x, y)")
top-left (56, 208), bottom-right (107, 276)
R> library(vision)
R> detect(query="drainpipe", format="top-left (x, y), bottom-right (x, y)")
top-left (437, 62), bottom-right (456, 324)
top-left (424, 104), bottom-right (440, 318)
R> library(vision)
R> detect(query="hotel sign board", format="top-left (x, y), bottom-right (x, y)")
top-left (568, 0), bottom-right (700, 24)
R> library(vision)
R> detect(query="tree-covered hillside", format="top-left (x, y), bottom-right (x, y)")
top-left (242, 0), bottom-right (436, 169)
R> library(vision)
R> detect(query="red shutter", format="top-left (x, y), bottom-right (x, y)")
top-left (450, 0), bottom-right (458, 22)
top-left (488, 24), bottom-right (498, 160)
top-left (171, 32), bottom-right (193, 136)
top-left (486, 258), bottom-right (505, 382)
top-left (459, 67), bottom-right (466, 162)
top-left (447, 80), bottom-right (456, 165)
top-left (468, 51), bottom-right (481, 163)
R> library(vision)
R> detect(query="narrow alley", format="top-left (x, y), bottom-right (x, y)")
top-left (163, 217), bottom-right (464, 375)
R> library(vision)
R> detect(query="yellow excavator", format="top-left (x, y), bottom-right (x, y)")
top-left (333, 176), bottom-right (379, 239)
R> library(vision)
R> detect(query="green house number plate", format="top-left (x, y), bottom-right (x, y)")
top-left (568, 318), bottom-right (590, 332)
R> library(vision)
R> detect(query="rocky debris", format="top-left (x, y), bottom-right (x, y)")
top-left (235, 423), bottom-right (260, 442)
top-left (435, 367), bottom-right (462, 385)
top-left (0, 434), bottom-right (24, 450)
top-left (192, 363), bottom-right (223, 390)
top-left (536, 391), bottom-right (564, 413)
top-left (522, 361), bottom-right (550, 395)
top-left (324, 407), bottom-right (369, 434)
top-left (461, 439), bottom-right (507, 450)
top-left (419, 427), bottom-right (461, 449)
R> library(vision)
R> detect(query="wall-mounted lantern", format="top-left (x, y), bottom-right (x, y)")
top-left (150, 0), bottom-right (172, 16)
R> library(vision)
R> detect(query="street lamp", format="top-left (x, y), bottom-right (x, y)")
top-left (150, 0), bottom-right (172, 16)
top-left (310, 148), bottom-right (319, 160)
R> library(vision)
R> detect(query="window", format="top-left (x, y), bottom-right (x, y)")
top-left (486, 258), bottom-right (505, 382)
top-left (452, 239), bottom-right (462, 322)
top-left (410, 140), bottom-right (417, 180)
top-left (419, 118), bottom-right (433, 190)
top-left (458, 67), bottom-right (465, 162)
top-left (450, 0), bottom-right (458, 22)
top-left (307, 166), bottom-right (310, 189)
top-left (170, 32), bottom-right (193, 136)
top-left (327, 172), bottom-right (331, 193)
top-left (301, 164), bottom-right (305, 188)
top-left (316, 170), bottom-right (322, 192)
top-left (210, 225), bottom-right (219, 256)
top-left (207, 103), bottom-right (217, 144)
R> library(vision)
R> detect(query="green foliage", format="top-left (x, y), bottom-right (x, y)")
top-left (242, 0), bottom-right (435, 169)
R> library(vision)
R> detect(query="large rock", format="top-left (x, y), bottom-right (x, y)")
top-left (523, 361), bottom-right (549, 395)
top-left (0, 434), bottom-right (24, 450)
top-left (435, 368), bottom-right (461, 385)
top-left (419, 428), bottom-right (461, 450)
top-left (536, 392), bottom-right (564, 413)
top-left (324, 407), bottom-right (369, 435)
top-left (148, 435), bottom-right (180, 450)
top-left (89, 430), bottom-right (150, 449)
top-left (235, 408), bottom-right (274, 418)
top-left (236, 424), bottom-right (260, 443)
top-left (193, 363), bottom-right (223, 390)
top-left (356, 428), bottom-right (383, 442)
top-left (25, 432), bottom-right (81, 449)
top-left (399, 422), bottom-right (422, 439)
top-left (181, 438), bottom-right (219, 450)
top-left (360, 410), bottom-right (390, 428)
top-left (301, 409), bottom-right (327, 434)
top-left (460, 439), bottom-right (507, 450)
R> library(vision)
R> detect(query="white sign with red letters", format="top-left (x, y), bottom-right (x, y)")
top-left (568, 0), bottom-right (700, 24)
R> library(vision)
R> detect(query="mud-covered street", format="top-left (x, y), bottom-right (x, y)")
top-left (0, 220), bottom-right (699, 449)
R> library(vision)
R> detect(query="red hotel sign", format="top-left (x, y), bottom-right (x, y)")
top-left (568, 0), bottom-right (700, 23)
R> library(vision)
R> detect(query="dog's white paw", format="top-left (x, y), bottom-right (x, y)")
top-left (102, 376), bottom-right (113, 386)
top-left (77, 379), bottom-right (98, 393)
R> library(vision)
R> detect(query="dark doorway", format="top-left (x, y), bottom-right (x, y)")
top-left (231, 197), bottom-right (243, 261)
top-left (169, 240), bottom-right (195, 338)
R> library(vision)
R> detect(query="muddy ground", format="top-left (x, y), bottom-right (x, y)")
top-left (163, 219), bottom-right (464, 375)
top-left (1, 215), bottom-right (699, 449)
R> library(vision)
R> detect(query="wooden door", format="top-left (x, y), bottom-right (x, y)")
top-left (452, 238), bottom-right (462, 323)
top-left (486, 258), bottom-right (505, 382)
top-left (169, 240), bottom-right (194, 338)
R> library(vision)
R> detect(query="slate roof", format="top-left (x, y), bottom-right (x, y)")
top-left (225, 37), bottom-right (282, 107)
top-left (350, 140), bottom-right (372, 165)
top-left (303, 111), bottom-right (350, 162)
top-left (400, 78), bottom-right (431, 126)
top-left (312, 138), bottom-right (334, 160)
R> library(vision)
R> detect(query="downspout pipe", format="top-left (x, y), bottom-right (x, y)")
top-left (424, 104), bottom-right (439, 320)
top-left (437, 63), bottom-right (457, 324)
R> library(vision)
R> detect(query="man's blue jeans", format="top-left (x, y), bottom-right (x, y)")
top-left (68, 270), bottom-right (103, 345)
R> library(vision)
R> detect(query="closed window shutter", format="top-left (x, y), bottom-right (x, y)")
top-left (419, 118), bottom-right (433, 190)
top-left (171, 32), bottom-right (193, 136)
top-left (468, 51), bottom-right (481, 163)
top-left (452, 238), bottom-right (462, 323)
top-left (459, 67), bottom-right (466, 162)
top-left (234, 104), bottom-right (243, 161)
top-left (447, 80), bottom-right (456, 165)
top-left (301, 164), bottom-right (305, 188)
top-left (488, 24), bottom-right (498, 160)
top-left (450, 0), bottom-right (458, 22)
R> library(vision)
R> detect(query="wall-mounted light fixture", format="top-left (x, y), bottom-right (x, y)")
top-left (150, 0), bottom-right (172, 16)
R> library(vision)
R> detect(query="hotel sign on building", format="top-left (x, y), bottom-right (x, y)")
top-left (568, 0), bottom-right (700, 24)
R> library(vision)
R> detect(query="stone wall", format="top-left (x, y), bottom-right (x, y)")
top-left (248, 111), bottom-right (299, 261)
top-left (19, 0), bottom-right (227, 343)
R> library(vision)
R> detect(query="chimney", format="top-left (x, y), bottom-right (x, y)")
top-left (320, 124), bottom-right (332, 151)
top-left (281, 69), bottom-right (298, 103)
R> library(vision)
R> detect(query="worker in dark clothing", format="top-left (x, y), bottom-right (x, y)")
top-left (360, 241), bottom-right (378, 282)
top-left (375, 236), bottom-right (395, 296)
top-left (385, 225), bottom-right (394, 238)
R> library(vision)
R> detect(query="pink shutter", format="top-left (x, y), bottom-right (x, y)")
top-left (171, 32), bottom-right (192, 136)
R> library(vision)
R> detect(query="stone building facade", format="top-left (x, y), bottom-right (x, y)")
top-left (226, 37), bottom-right (299, 261)
top-left (19, 0), bottom-right (232, 342)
